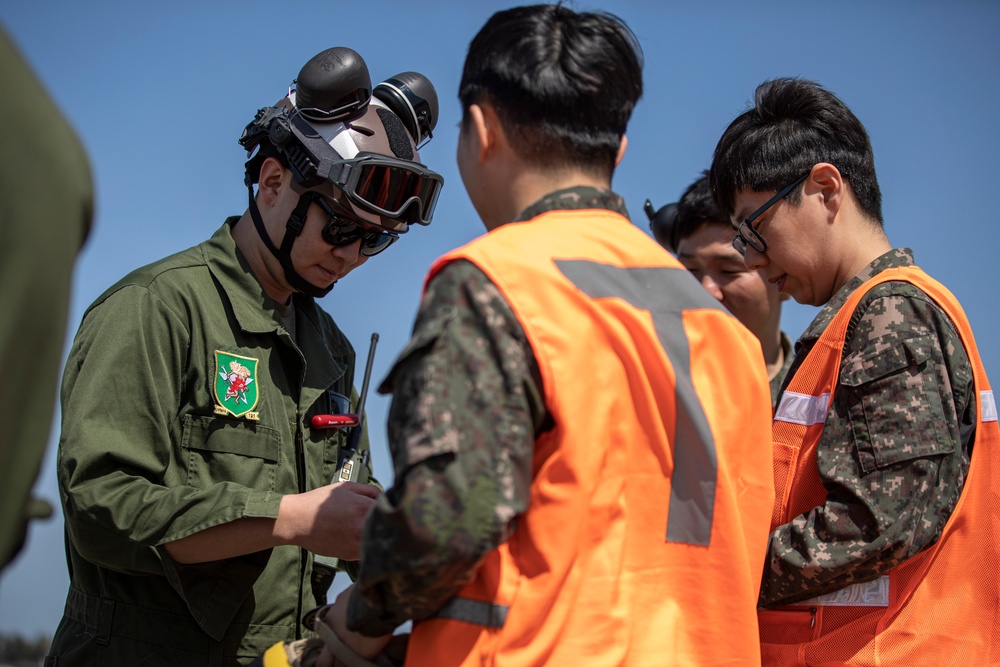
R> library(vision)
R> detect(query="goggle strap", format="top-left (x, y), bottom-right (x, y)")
top-left (245, 184), bottom-right (333, 299)
top-left (248, 184), bottom-right (281, 259)
top-left (280, 193), bottom-right (314, 256)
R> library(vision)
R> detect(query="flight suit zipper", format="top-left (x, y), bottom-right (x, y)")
top-left (295, 414), bottom-right (307, 639)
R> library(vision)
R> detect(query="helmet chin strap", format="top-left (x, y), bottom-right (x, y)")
top-left (245, 180), bottom-right (335, 299)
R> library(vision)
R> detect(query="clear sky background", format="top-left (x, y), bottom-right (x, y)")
top-left (2, 0), bottom-right (998, 638)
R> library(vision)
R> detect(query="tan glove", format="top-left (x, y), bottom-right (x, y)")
top-left (309, 603), bottom-right (398, 667)
top-left (253, 638), bottom-right (325, 667)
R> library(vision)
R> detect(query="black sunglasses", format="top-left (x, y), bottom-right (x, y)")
top-left (314, 196), bottom-right (398, 257)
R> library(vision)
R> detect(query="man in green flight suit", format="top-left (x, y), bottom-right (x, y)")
top-left (0, 25), bottom-right (94, 576)
top-left (45, 47), bottom-right (444, 666)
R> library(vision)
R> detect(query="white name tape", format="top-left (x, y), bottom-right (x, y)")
top-left (798, 576), bottom-right (890, 607)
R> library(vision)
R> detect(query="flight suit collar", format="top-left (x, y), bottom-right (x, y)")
top-left (202, 218), bottom-right (349, 401)
top-left (201, 218), bottom-right (280, 335)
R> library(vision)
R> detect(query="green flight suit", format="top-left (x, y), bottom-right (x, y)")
top-left (47, 219), bottom-right (375, 666)
top-left (0, 25), bottom-right (93, 573)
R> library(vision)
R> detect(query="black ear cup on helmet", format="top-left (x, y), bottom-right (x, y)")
top-left (374, 72), bottom-right (439, 146)
top-left (644, 200), bottom-right (679, 253)
top-left (295, 47), bottom-right (373, 122)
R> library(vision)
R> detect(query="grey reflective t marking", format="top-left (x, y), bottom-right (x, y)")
top-left (554, 260), bottom-right (726, 546)
top-left (434, 597), bottom-right (509, 628)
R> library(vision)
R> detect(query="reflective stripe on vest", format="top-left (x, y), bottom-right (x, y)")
top-left (433, 597), bottom-right (509, 628)
top-left (554, 260), bottom-right (724, 546)
top-left (982, 389), bottom-right (997, 422)
top-left (773, 391), bottom-right (830, 426)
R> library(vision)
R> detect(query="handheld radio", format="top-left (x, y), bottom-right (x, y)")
top-left (311, 332), bottom-right (379, 601)
top-left (336, 332), bottom-right (379, 483)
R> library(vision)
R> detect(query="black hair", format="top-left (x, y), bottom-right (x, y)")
top-left (709, 77), bottom-right (883, 226)
top-left (648, 171), bottom-right (726, 253)
top-left (673, 170), bottom-right (726, 248)
top-left (459, 3), bottom-right (643, 177)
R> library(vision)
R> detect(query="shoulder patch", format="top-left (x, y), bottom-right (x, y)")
top-left (214, 350), bottom-right (260, 420)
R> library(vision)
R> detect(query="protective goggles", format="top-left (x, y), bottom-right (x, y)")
top-left (325, 152), bottom-right (443, 225)
top-left (314, 196), bottom-right (398, 256)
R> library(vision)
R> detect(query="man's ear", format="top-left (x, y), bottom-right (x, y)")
top-left (257, 157), bottom-right (288, 207)
top-left (468, 102), bottom-right (506, 163)
top-left (615, 135), bottom-right (628, 167)
top-left (807, 162), bottom-right (844, 217)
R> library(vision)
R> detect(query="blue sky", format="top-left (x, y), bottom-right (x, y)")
top-left (2, 0), bottom-right (998, 637)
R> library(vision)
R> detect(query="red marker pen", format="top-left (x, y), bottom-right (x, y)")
top-left (311, 414), bottom-right (359, 430)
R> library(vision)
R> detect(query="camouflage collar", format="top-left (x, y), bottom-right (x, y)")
top-left (514, 186), bottom-right (629, 223)
top-left (798, 247), bottom-right (915, 344)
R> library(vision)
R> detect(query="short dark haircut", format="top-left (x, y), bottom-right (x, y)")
top-left (672, 171), bottom-right (726, 249)
top-left (459, 3), bottom-right (643, 177)
top-left (709, 77), bottom-right (883, 226)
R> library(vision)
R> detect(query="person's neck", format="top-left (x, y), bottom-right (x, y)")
top-left (830, 210), bottom-right (892, 296)
top-left (232, 212), bottom-right (294, 305)
top-left (485, 165), bottom-right (611, 231)
top-left (761, 328), bottom-right (786, 381)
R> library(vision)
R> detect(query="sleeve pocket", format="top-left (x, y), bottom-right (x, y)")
top-left (841, 336), bottom-right (933, 387)
top-left (842, 336), bottom-right (953, 473)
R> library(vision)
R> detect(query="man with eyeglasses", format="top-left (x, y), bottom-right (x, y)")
top-left (46, 47), bottom-right (443, 666)
top-left (646, 171), bottom-right (793, 408)
top-left (710, 77), bottom-right (999, 664)
top-left (299, 6), bottom-right (774, 667)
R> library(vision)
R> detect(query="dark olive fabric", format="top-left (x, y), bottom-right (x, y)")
top-left (0, 25), bottom-right (93, 572)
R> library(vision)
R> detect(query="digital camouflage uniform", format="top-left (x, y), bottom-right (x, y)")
top-left (346, 188), bottom-right (626, 635)
top-left (48, 219), bottom-right (376, 666)
top-left (0, 26), bottom-right (93, 573)
top-left (762, 248), bottom-right (975, 607)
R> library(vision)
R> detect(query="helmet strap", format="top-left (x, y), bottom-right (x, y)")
top-left (245, 179), bottom-right (335, 299)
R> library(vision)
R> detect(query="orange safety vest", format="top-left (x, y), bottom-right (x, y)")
top-left (405, 209), bottom-right (775, 666)
top-left (761, 266), bottom-right (1000, 666)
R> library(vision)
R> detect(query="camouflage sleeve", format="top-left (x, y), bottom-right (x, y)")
top-left (761, 283), bottom-right (975, 607)
top-left (345, 260), bottom-right (543, 636)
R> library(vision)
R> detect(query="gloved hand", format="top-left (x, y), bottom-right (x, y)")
top-left (250, 637), bottom-right (325, 667)
top-left (252, 586), bottom-right (403, 667)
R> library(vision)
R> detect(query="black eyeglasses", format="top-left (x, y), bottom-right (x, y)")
top-left (314, 196), bottom-right (399, 257)
top-left (732, 173), bottom-right (809, 257)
